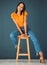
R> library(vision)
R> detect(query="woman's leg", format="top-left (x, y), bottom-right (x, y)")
top-left (28, 30), bottom-right (41, 55)
top-left (10, 30), bottom-right (20, 48)
top-left (27, 26), bottom-right (45, 63)
top-left (21, 26), bottom-right (41, 54)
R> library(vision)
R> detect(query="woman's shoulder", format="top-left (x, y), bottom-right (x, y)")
top-left (11, 11), bottom-right (17, 18)
top-left (24, 10), bottom-right (28, 16)
top-left (11, 11), bottom-right (17, 16)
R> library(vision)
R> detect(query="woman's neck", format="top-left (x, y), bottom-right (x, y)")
top-left (17, 11), bottom-right (21, 16)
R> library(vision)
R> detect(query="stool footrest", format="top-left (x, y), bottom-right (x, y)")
top-left (18, 53), bottom-right (28, 56)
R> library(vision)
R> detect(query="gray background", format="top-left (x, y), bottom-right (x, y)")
top-left (0, 0), bottom-right (47, 59)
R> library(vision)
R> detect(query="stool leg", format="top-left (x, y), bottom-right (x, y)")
top-left (16, 37), bottom-right (20, 62)
top-left (26, 38), bottom-right (30, 61)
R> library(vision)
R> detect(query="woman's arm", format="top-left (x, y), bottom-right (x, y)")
top-left (11, 17), bottom-right (23, 35)
top-left (24, 15), bottom-right (27, 35)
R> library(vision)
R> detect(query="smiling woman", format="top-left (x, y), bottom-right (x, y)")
top-left (10, 2), bottom-right (45, 63)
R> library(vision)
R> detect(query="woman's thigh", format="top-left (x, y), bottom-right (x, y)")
top-left (10, 29), bottom-right (20, 38)
top-left (27, 26), bottom-right (37, 40)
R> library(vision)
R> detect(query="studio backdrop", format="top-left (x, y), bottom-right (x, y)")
top-left (0, 0), bottom-right (47, 59)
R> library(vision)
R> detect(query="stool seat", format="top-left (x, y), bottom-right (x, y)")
top-left (16, 35), bottom-right (30, 62)
top-left (18, 35), bottom-right (30, 39)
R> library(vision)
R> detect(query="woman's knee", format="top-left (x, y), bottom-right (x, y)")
top-left (10, 30), bottom-right (20, 39)
top-left (28, 30), bottom-right (34, 35)
top-left (10, 32), bottom-right (14, 39)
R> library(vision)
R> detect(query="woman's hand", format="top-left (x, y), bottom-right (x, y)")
top-left (20, 34), bottom-right (25, 36)
top-left (20, 33), bottom-right (28, 37)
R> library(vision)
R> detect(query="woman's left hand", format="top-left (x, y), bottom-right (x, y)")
top-left (20, 34), bottom-right (28, 37)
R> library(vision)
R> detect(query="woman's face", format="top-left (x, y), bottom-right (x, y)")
top-left (17, 3), bottom-right (24, 12)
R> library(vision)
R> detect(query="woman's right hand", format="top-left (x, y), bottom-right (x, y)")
top-left (20, 34), bottom-right (25, 36)
top-left (20, 34), bottom-right (28, 37)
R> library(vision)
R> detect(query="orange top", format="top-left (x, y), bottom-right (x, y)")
top-left (11, 11), bottom-right (28, 27)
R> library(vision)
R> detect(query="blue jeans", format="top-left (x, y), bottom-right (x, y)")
top-left (10, 26), bottom-right (42, 55)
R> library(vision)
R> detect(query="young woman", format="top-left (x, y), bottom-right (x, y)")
top-left (10, 2), bottom-right (45, 63)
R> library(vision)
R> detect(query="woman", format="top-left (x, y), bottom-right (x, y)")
top-left (10, 2), bottom-right (45, 63)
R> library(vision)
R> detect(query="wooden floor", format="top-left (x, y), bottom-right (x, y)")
top-left (0, 59), bottom-right (47, 65)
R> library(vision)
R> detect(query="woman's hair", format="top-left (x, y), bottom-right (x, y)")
top-left (15, 2), bottom-right (25, 15)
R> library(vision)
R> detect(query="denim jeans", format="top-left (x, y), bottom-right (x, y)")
top-left (10, 26), bottom-right (42, 55)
